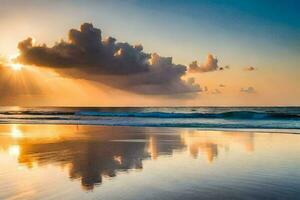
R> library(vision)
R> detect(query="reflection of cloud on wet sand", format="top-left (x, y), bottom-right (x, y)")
top-left (0, 125), bottom-right (255, 190)
top-left (147, 135), bottom-right (184, 160)
top-left (181, 130), bottom-right (255, 163)
top-left (17, 141), bottom-right (148, 190)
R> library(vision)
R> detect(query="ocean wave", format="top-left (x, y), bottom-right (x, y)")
top-left (76, 111), bottom-right (300, 120)
top-left (0, 110), bottom-right (299, 120)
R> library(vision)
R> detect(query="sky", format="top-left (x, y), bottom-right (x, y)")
top-left (0, 0), bottom-right (299, 106)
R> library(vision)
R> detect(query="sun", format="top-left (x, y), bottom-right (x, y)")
top-left (7, 53), bottom-right (23, 71)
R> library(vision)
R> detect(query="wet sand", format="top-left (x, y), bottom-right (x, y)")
top-left (0, 124), bottom-right (300, 200)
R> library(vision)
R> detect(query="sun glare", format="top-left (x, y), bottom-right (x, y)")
top-left (7, 53), bottom-right (23, 71)
top-left (11, 125), bottom-right (23, 138)
top-left (8, 145), bottom-right (21, 157)
top-left (10, 63), bottom-right (23, 71)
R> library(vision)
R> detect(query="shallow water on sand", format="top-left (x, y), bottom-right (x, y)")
top-left (0, 125), bottom-right (300, 200)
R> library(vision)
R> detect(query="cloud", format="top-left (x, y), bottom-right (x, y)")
top-left (244, 66), bottom-right (256, 71)
top-left (189, 54), bottom-right (228, 73)
top-left (17, 23), bottom-right (200, 95)
top-left (219, 84), bottom-right (225, 87)
top-left (211, 89), bottom-right (221, 94)
top-left (240, 87), bottom-right (256, 94)
top-left (18, 24), bottom-right (149, 75)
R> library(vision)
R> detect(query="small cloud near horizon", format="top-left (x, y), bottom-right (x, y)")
top-left (189, 54), bottom-right (229, 73)
top-left (244, 66), bottom-right (256, 71)
top-left (240, 87), bottom-right (256, 94)
top-left (211, 89), bottom-right (221, 94)
top-left (204, 86), bottom-right (208, 92)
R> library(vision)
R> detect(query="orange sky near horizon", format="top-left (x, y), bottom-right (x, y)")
top-left (0, 57), bottom-right (299, 106)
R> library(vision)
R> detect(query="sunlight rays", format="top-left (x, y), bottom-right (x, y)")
top-left (0, 55), bottom-right (108, 106)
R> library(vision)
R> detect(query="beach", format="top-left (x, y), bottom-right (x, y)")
top-left (1, 1), bottom-right (299, 199)
top-left (0, 124), bottom-right (300, 200)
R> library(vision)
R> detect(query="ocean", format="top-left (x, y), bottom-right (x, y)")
top-left (0, 107), bottom-right (299, 133)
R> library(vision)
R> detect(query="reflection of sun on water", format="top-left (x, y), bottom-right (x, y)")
top-left (11, 125), bottom-right (23, 138)
top-left (9, 145), bottom-right (20, 157)
top-left (147, 136), bottom-right (158, 160)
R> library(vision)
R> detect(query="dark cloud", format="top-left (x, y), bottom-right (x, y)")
top-left (240, 87), bottom-right (256, 94)
top-left (244, 66), bottom-right (256, 71)
top-left (219, 84), bottom-right (225, 87)
top-left (17, 23), bottom-right (200, 95)
top-left (189, 54), bottom-right (228, 73)
top-left (18, 24), bottom-right (149, 75)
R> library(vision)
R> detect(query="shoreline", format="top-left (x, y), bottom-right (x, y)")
top-left (0, 123), bottom-right (299, 135)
